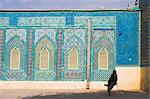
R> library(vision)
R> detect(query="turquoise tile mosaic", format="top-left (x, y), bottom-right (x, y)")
top-left (0, 11), bottom-right (140, 81)
top-left (62, 29), bottom-right (87, 81)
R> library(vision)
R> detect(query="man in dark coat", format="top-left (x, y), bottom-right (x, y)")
top-left (104, 70), bottom-right (118, 96)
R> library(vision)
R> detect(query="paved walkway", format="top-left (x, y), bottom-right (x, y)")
top-left (0, 89), bottom-right (149, 99)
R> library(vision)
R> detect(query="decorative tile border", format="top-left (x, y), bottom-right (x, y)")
top-left (0, 17), bottom-right (9, 26)
top-left (18, 17), bottom-right (66, 27)
top-left (74, 16), bottom-right (116, 27)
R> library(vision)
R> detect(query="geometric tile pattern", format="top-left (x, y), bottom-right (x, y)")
top-left (34, 29), bottom-right (56, 45)
top-left (0, 11), bottom-right (140, 81)
top-left (74, 16), bottom-right (116, 28)
top-left (4, 36), bottom-right (27, 80)
top-left (27, 29), bottom-right (33, 80)
top-left (62, 29), bottom-right (86, 80)
top-left (33, 30), bottom-right (56, 81)
top-left (0, 29), bottom-right (4, 79)
top-left (0, 17), bottom-right (9, 26)
top-left (91, 30), bottom-right (115, 81)
top-left (6, 29), bottom-right (26, 43)
top-left (56, 30), bottom-right (62, 80)
top-left (18, 17), bottom-right (66, 27)
top-left (90, 16), bottom-right (116, 27)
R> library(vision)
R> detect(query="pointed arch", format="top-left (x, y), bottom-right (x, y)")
top-left (35, 36), bottom-right (54, 68)
top-left (68, 48), bottom-right (78, 70)
top-left (98, 47), bottom-right (108, 70)
top-left (35, 35), bottom-right (54, 47)
top-left (66, 35), bottom-right (84, 46)
top-left (40, 47), bottom-right (49, 69)
top-left (10, 47), bottom-right (20, 69)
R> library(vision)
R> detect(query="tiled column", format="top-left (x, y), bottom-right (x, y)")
top-left (27, 29), bottom-right (34, 80)
top-left (0, 29), bottom-right (4, 80)
top-left (56, 29), bottom-right (62, 80)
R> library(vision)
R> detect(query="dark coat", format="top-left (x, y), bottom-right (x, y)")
top-left (108, 73), bottom-right (118, 91)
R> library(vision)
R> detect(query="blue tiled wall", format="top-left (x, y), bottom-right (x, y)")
top-left (0, 11), bottom-right (139, 65)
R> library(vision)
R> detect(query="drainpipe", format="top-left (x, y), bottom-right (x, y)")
top-left (86, 18), bottom-right (91, 89)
